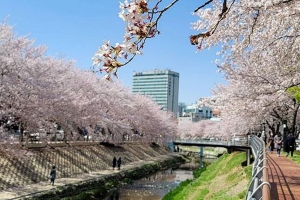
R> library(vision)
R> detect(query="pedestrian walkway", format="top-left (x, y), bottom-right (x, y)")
top-left (267, 151), bottom-right (300, 200)
top-left (0, 154), bottom-right (179, 200)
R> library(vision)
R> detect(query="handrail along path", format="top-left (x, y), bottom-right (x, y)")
top-left (247, 136), bottom-right (270, 200)
top-left (173, 136), bottom-right (270, 200)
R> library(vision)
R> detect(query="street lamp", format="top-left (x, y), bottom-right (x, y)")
top-left (283, 120), bottom-right (287, 151)
top-left (283, 121), bottom-right (287, 128)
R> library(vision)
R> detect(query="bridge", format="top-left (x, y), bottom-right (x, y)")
top-left (171, 136), bottom-right (271, 200)
top-left (171, 137), bottom-right (252, 165)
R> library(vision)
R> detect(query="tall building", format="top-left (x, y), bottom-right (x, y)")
top-left (132, 69), bottom-right (179, 114)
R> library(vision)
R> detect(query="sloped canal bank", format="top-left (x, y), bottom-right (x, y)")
top-left (163, 152), bottom-right (252, 200)
top-left (29, 154), bottom-right (186, 200)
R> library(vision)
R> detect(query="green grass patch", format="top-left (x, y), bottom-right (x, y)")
top-left (163, 152), bottom-right (251, 200)
top-left (289, 150), bottom-right (300, 165)
top-left (163, 166), bottom-right (207, 200)
top-left (162, 179), bottom-right (193, 200)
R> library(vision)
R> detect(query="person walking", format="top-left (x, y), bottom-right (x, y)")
top-left (50, 166), bottom-right (56, 186)
top-left (285, 133), bottom-right (296, 157)
top-left (274, 134), bottom-right (283, 157)
top-left (117, 157), bottom-right (121, 170)
top-left (112, 156), bottom-right (117, 170)
top-left (268, 134), bottom-right (275, 153)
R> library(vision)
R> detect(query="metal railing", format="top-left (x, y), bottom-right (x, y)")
top-left (173, 138), bottom-right (249, 147)
top-left (246, 136), bottom-right (270, 200)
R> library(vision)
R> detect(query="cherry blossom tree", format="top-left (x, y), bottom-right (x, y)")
top-left (178, 118), bottom-right (236, 141)
top-left (0, 22), bottom-right (178, 144)
top-left (193, 0), bottom-right (299, 136)
top-left (93, 0), bottom-right (299, 76)
top-left (207, 74), bottom-right (300, 138)
top-left (91, 0), bottom-right (299, 139)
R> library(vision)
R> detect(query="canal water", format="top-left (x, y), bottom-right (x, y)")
top-left (103, 168), bottom-right (193, 200)
top-left (103, 157), bottom-right (217, 200)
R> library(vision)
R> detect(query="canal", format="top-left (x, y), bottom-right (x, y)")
top-left (103, 157), bottom-right (217, 200)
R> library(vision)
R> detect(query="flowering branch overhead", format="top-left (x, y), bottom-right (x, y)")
top-left (92, 1), bottom-right (300, 137)
top-left (92, 0), bottom-right (179, 80)
top-left (93, 0), bottom-right (299, 82)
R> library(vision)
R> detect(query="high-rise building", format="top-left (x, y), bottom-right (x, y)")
top-left (132, 69), bottom-right (179, 114)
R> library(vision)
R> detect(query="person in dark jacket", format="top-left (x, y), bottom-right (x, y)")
top-left (112, 157), bottom-right (117, 170)
top-left (117, 157), bottom-right (121, 170)
top-left (285, 133), bottom-right (296, 157)
top-left (268, 134), bottom-right (275, 153)
top-left (50, 166), bottom-right (56, 185)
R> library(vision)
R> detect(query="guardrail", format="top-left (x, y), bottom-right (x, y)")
top-left (173, 138), bottom-right (249, 147)
top-left (246, 136), bottom-right (270, 200)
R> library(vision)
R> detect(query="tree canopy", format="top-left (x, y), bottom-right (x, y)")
top-left (93, 0), bottom-right (300, 136)
top-left (0, 22), bottom-right (177, 144)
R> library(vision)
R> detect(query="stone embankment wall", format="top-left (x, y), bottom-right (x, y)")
top-left (34, 153), bottom-right (185, 200)
top-left (0, 142), bottom-right (179, 192)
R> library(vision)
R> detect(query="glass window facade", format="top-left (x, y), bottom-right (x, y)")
top-left (132, 70), bottom-right (179, 114)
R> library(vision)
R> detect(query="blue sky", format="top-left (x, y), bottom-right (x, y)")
top-left (0, 0), bottom-right (226, 105)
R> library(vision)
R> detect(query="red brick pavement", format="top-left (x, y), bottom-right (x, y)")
top-left (267, 151), bottom-right (300, 200)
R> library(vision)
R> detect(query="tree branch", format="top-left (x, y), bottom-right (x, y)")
top-left (248, 10), bottom-right (260, 44)
top-left (194, 0), bottom-right (213, 13)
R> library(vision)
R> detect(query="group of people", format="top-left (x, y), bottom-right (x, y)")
top-left (267, 132), bottom-right (297, 157)
top-left (112, 157), bottom-right (122, 170)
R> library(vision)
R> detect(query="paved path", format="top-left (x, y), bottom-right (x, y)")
top-left (0, 154), bottom-right (179, 200)
top-left (267, 151), bottom-right (300, 200)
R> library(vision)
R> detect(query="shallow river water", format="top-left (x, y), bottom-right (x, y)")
top-left (103, 168), bottom-right (194, 200)
top-left (102, 156), bottom-right (218, 200)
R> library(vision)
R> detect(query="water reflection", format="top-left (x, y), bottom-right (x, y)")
top-left (103, 169), bottom-right (193, 200)
top-left (104, 157), bottom-right (218, 200)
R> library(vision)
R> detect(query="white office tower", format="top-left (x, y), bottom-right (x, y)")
top-left (132, 69), bottom-right (179, 114)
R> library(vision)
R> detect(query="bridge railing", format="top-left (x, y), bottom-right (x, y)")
top-left (246, 136), bottom-right (270, 200)
top-left (173, 139), bottom-right (249, 147)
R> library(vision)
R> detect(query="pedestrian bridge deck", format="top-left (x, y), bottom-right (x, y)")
top-left (172, 139), bottom-right (251, 158)
top-left (173, 139), bottom-right (250, 149)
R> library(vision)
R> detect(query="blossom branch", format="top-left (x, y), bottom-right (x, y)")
top-left (190, 0), bottom-right (236, 49)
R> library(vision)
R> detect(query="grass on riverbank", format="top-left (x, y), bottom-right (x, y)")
top-left (286, 150), bottom-right (300, 164)
top-left (162, 166), bottom-right (207, 200)
top-left (163, 151), bottom-right (252, 200)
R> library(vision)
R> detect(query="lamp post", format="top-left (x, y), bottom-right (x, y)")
top-left (261, 121), bottom-right (267, 144)
top-left (283, 120), bottom-right (287, 151)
